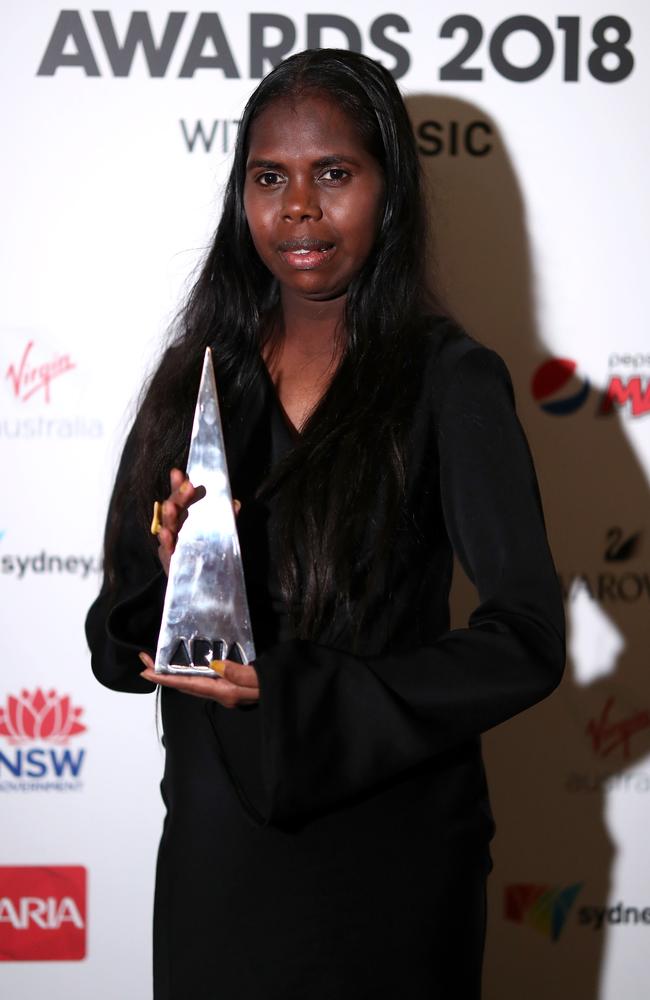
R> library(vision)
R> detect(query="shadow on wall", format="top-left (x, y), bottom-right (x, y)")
top-left (406, 94), bottom-right (650, 1000)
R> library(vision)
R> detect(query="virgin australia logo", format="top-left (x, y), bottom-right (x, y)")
top-left (5, 340), bottom-right (76, 403)
top-left (0, 689), bottom-right (87, 791)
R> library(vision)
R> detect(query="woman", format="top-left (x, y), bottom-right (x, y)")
top-left (86, 49), bottom-right (564, 1000)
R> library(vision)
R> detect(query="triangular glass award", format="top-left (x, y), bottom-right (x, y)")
top-left (154, 347), bottom-right (256, 673)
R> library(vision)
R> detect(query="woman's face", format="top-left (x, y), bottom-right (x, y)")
top-left (243, 93), bottom-right (385, 305)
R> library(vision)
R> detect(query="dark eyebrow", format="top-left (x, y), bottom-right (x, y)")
top-left (312, 155), bottom-right (360, 168)
top-left (246, 158), bottom-right (283, 171)
top-left (246, 154), bottom-right (360, 172)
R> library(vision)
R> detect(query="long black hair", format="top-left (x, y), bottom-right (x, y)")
top-left (106, 48), bottom-right (442, 637)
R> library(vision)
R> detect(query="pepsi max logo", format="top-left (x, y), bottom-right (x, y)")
top-left (531, 358), bottom-right (650, 418)
top-left (531, 358), bottom-right (590, 415)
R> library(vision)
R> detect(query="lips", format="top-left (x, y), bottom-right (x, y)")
top-left (277, 236), bottom-right (336, 270)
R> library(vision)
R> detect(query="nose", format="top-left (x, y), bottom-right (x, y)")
top-left (282, 176), bottom-right (322, 222)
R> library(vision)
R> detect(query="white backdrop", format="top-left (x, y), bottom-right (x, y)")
top-left (1, 2), bottom-right (649, 997)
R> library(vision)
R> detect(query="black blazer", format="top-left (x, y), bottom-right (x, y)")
top-left (86, 318), bottom-right (565, 999)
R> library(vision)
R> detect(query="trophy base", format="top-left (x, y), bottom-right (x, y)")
top-left (154, 635), bottom-right (251, 674)
top-left (155, 663), bottom-right (222, 677)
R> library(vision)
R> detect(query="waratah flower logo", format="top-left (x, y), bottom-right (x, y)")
top-left (0, 689), bottom-right (86, 745)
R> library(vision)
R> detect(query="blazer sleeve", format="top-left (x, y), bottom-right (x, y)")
top-left (85, 433), bottom-right (165, 695)
top-left (219, 346), bottom-right (565, 827)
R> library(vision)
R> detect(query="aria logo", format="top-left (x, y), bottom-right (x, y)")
top-left (505, 883), bottom-right (583, 941)
top-left (532, 358), bottom-right (650, 418)
top-left (0, 689), bottom-right (87, 792)
top-left (0, 866), bottom-right (86, 961)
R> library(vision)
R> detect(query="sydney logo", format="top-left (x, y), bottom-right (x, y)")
top-left (505, 883), bottom-right (583, 941)
top-left (0, 689), bottom-right (87, 791)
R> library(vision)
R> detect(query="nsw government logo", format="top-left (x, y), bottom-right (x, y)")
top-left (0, 689), bottom-right (87, 792)
top-left (0, 866), bottom-right (86, 961)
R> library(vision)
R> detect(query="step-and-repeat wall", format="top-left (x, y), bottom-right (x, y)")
top-left (2, 2), bottom-right (649, 997)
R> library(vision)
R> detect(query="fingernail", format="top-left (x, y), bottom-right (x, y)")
top-left (179, 480), bottom-right (190, 495)
top-left (150, 501), bottom-right (162, 536)
top-left (209, 660), bottom-right (226, 676)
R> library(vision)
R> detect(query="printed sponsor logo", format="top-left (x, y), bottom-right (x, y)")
top-left (505, 883), bottom-right (583, 941)
top-left (586, 696), bottom-right (650, 762)
top-left (566, 693), bottom-right (650, 795)
top-left (578, 902), bottom-right (650, 930)
top-left (0, 548), bottom-right (101, 580)
top-left (0, 866), bottom-right (86, 961)
top-left (1, 337), bottom-right (103, 441)
top-left (506, 883), bottom-right (650, 939)
top-left (532, 356), bottom-right (650, 419)
top-left (559, 528), bottom-right (649, 604)
top-left (5, 340), bottom-right (75, 405)
top-left (0, 415), bottom-right (103, 440)
top-left (0, 690), bottom-right (87, 793)
top-left (532, 358), bottom-right (590, 415)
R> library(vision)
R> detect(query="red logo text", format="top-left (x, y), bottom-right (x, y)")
top-left (5, 341), bottom-right (75, 403)
top-left (586, 696), bottom-right (650, 761)
top-left (0, 866), bottom-right (86, 960)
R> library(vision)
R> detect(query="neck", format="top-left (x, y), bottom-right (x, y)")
top-left (278, 288), bottom-right (346, 359)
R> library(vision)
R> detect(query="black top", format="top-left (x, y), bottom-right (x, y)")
top-left (86, 319), bottom-right (565, 999)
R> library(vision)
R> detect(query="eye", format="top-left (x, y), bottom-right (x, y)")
top-left (256, 171), bottom-right (284, 187)
top-left (320, 167), bottom-right (350, 184)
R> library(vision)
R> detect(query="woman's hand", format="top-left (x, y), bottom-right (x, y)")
top-left (155, 468), bottom-right (206, 575)
top-left (138, 652), bottom-right (260, 707)
top-left (147, 469), bottom-right (253, 703)
top-left (154, 468), bottom-right (242, 574)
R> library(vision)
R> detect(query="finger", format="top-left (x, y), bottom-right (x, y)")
top-left (161, 498), bottom-right (176, 534)
top-left (140, 668), bottom-right (259, 706)
top-left (212, 660), bottom-right (259, 688)
top-left (182, 482), bottom-right (206, 508)
top-left (170, 468), bottom-right (185, 493)
top-left (233, 499), bottom-right (241, 516)
top-left (170, 476), bottom-right (206, 511)
top-left (158, 525), bottom-right (176, 561)
top-left (139, 652), bottom-right (155, 670)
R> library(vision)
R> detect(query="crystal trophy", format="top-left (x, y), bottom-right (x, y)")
top-left (154, 347), bottom-right (255, 674)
